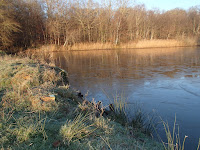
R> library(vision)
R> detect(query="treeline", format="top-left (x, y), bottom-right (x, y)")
top-left (0, 0), bottom-right (200, 51)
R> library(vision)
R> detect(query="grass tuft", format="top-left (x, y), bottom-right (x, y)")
top-left (60, 113), bottom-right (96, 145)
top-left (161, 115), bottom-right (187, 150)
top-left (113, 92), bottom-right (127, 115)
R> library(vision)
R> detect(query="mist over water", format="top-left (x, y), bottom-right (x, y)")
top-left (50, 47), bottom-right (200, 149)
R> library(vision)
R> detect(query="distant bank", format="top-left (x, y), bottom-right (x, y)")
top-left (25, 38), bottom-right (199, 52)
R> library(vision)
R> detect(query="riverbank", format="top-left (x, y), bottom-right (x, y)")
top-left (26, 38), bottom-right (199, 52)
top-left (0, 55), bottom-right (162, 149)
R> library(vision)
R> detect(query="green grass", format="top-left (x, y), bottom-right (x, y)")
top-left (0, 55), bottom-right (162, 149)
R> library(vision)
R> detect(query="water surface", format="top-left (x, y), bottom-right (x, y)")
top-left (50, 47), bottom-right (200, 149)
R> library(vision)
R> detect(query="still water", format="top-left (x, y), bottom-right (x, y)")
top-left (50, 47), bottom-right (200, 149)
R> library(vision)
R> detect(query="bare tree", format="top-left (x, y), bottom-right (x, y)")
top-left (0, 0), bottom-right (20, 49)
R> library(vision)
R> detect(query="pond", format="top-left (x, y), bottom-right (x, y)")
top-left (49, 47), bottom-right (200, 149)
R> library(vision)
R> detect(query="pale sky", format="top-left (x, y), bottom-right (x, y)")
top-left (137, 0), bottom-right (200, 11)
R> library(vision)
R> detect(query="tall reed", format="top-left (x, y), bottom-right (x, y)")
top-left (23, 38), bottom-right (198, 52)
top-left (161, 116), bottom-right (188, 150)
top-left (113, 92), bottom-right (127, 114)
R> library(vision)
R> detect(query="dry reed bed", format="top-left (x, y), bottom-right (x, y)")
top-left (69, 39), bottom-right (198, 50)
top-left (121, 39), bottom-right (196, 49)
top-left (25, 38), bottom-right (198, 53)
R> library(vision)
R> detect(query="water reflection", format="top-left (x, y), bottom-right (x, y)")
top-left (45, 47), bottom-right (200, 149)
top-left (53, 48), bottom-right (200, 82)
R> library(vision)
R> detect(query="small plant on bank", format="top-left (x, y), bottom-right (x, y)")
top-left (109, 92), bottom-right (128, 126)
top-left (113, 92), bottom-right (127, 115)
top-left (60, 113), bottom-right (97, 145)
top-left (0, 112), bottom-right (47, 147)
top-left (197, 138), bottom-right (200, 150)
top-left (161, 115), bottom-right (188, 150)
top-left (110, 92), bottom-right (155, 135)
top-left (13, 113), bottom-right (47, 143)
top-left (130, 104), bottom-right (156, 136)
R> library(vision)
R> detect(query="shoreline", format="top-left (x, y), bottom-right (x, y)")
top-left (0, 55), bottom-right (162, 149)
top-left (25, 39), bottom-right (199, 52)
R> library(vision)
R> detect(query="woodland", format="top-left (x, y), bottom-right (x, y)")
top-left (0, 0), bottom-right (200, 52)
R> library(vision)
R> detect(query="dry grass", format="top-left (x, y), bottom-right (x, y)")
top-left (60, 113), bottom-right (97, 145)
top-left (113, 92), bottom-right (127, 114)
top-left (121, 39), bottom-right (198, 49)
top-left (25, 43), bottom-right (115, 52)
top-left (71, 39), bottom-right (197, 50)
top-left (22, 38), bottom-right (198, 54)
top-left (28, 45), bottom-right (60, 52)
top-left (0, 55), bottom-right (68, 112)
top-left (69, 42), bottom-right (115, 51)
top-left (160, 116), bottom-right (188, 150)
